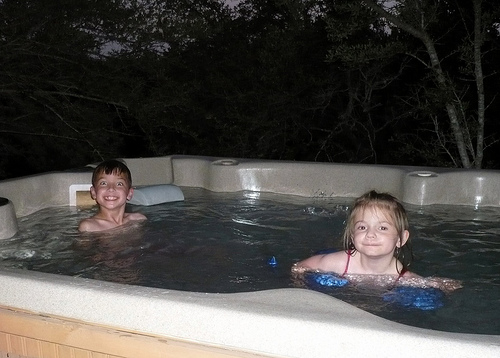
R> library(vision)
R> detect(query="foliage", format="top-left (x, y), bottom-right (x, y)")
top-left (0, 0), bottom-right (499, 179)
top-left (0, 0), bottom-right (141, 177)
top-left (324, 0), bottom-right (500, 168)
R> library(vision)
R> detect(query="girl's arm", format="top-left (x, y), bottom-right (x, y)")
top-left (399, 272), bottom-right (463, 293)
top-left (292, 251), bottom-right (346, 274)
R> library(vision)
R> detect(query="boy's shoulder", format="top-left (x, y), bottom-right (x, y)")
top-left (124, 212), bottom-right (147, 222)
top-left (78, 217), bottom-right (95, 232)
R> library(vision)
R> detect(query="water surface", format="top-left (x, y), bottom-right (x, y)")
top-left (0, 188), bottom-right (498, 335)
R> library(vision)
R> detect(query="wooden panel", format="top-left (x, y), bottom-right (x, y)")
top-left (0, 306), bottom-right (275, 358)
top-left (76, 191), bottom-right (96, 207)
top-left (24, 337), bottom-right (41, 358)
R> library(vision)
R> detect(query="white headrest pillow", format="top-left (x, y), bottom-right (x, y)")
top-left (128, 184), bottom-right (184, 206)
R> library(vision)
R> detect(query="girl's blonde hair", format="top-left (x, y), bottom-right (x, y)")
top-left (342, 190), bottom-right (413, 271)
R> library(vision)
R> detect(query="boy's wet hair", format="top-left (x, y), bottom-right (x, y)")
top-left (342, 190), bottom-right (413, 271)
top-left (92, 159), bottom-right (132, 187)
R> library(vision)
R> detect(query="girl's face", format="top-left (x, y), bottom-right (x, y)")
top-left (90, 172), bottom-right (133, 210)
top-left (351, 206), bottom-right (408, 258)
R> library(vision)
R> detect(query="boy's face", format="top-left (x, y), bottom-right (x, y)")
top-left (90, 171), bottom-right (133, 210)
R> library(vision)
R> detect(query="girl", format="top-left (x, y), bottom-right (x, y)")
top-left (293, 190), bottom-right (462, 292)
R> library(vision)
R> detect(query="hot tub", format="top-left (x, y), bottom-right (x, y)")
top-left (0, 155), bottom-right (499, 358)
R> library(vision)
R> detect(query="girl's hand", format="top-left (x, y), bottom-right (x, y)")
top-left (425, 277), bottom-right (463, 293)
top-left (399, 275), bottom-right (463, 293)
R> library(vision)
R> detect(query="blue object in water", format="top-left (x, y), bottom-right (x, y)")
top-left (267, 256), bottom-right (278, 267)
top-left (383, 286), bottom-right (445, 311)
top-left (306, 272), bottom-right (349, 288)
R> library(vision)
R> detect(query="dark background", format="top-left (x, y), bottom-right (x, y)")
top-left (1, 0), bottom-right (499, 180)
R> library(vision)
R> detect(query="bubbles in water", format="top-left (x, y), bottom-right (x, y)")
top-left (230, 275), bottom-right (251, 283)
top-left (303, 205), bottom-right (348, 217)
top-left (40, 252), bottom-right (52, 259)
top-left (14, 250), bottom-right (36, 259)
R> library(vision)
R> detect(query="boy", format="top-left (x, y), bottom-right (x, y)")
top-left (78, 159), bottom-right (147, 232)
